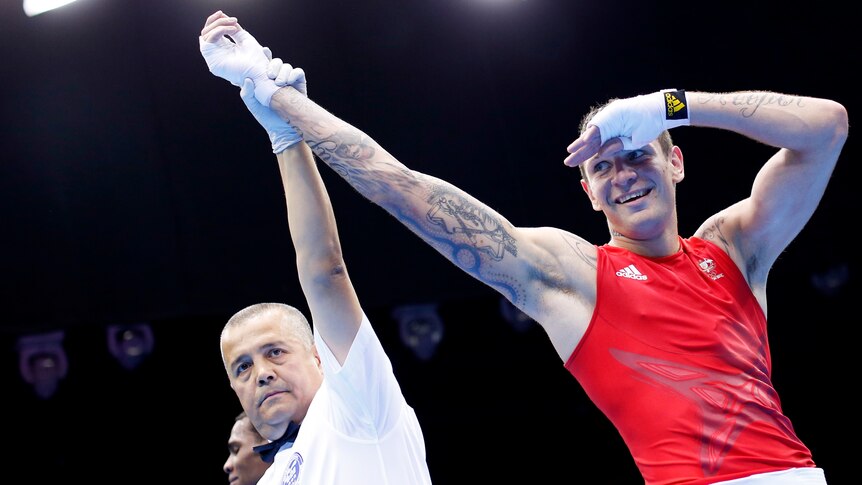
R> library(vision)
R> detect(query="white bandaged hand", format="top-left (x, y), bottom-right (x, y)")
top-left (589, 89), bottom-right (690, 149)
top-left (199, 29), bottom-right (280, 107)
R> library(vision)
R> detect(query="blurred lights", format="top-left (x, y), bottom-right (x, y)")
top-left (23, 0), bottom-right (78, 17)
top-left (499, 297), bottom-right (534, 333)
top-left (107, 323), bottom-right (154, 370)
top-left (17, 331), bottom-right (68, 399)
top-left (810, 263), bottom-right (850, 297)
top-left (392, 304), bottom-right (444, 361)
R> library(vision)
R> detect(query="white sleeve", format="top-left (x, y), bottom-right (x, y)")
top-left (313, 312), bottom-right (407, 440)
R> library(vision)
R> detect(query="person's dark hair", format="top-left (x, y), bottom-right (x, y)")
top-left (577, 99), bottom-right (674, 180)
top-left (234, 410), bottom-right (265, 441)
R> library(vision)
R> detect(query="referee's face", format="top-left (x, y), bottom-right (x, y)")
top-left (222, 314), bottom-right (323, 441)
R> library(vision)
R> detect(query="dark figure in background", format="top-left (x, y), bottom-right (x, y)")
top-left (224, 411), bottom-right (270, 485)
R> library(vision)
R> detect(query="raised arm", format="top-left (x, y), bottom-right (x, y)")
top-left (235, 66), bottom-right (362, 365)
top-left (686, 92), bottom-right (848, 285)
top-left (279, 85), bottom-right (600, 311)
top-left (267, 82), bottom-right (604, 358)
top-left (565, 89), bottom-right (848, 297)
top-left (199, 14), bottom-right (600, 360)
top-left (278, 143), bottom-right (363, 363)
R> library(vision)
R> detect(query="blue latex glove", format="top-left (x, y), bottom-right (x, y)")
top-left (237, 48), bottom-right (309, 153)
top-left (240, 76), bottom-right (302, 153)
top-left (266, 56), bottom-right (308, 96)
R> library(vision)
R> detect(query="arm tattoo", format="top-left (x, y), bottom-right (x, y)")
top-left (306, 121), bottom-right (519, 263)
top-left (416, 185), bottom-right (523, 305)
top-left (699, 217), bottom-right (731, 252)
top-left (695, 92), bottom-right (805, 118)
top-left (425, 187), bottom-right (517, 261)
top-left (308, 126), bottom-right (524, 301)
top-left (307, 129), bottom-right (415, 200)
top-left (700, 216), bottom-right (761, 278)
top-left (286, 94), bottom-right (380, 178)
top-left (559, 232), bottom-right (597, 270)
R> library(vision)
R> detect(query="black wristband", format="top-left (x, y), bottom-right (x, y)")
top-left (663, 89), bottom-right (688, 123)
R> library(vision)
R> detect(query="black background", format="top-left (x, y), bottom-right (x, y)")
top-left (1, 0), bottom-right (856, 483)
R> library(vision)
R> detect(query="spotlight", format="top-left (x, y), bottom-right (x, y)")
top-left (392, 304), bottom-right (444, 361)
top-left (107, 323), bottom-right (154, 370)
top-left (17, 331), bottom-right (68, 399)
top-left (23, 0), bottom-right (79, 17)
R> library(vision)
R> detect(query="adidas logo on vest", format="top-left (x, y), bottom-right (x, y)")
top-left (616, 264), bottom-right (648, 281)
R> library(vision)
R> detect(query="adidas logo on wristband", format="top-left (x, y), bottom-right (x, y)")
top-left (660, 89), bottom-right (690, 128)
top-left (664, 90), bottom-right (687, 120)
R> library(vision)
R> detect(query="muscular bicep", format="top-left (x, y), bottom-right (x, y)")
top-left (381, 179), bottom-right (597, 336)
top-left (745, 148), bottom-right (835, 256)
top-left (698, 146), bottom-right (836, 288)
top-left (398, 193), bottom-right (599, 358)
top-left (338, 157), bottom-right (591, 319)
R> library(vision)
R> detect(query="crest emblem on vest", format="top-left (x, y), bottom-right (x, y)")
top-left (698, 258), bottom-right (724, 280)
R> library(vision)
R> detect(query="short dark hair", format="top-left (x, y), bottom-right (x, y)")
top-left (220, 303), bottom-right (314, 369)
top-left (234, 410), bottom-right (265, 441)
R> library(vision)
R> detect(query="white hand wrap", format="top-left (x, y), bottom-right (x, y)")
top-left (589, 89), bottom-right (690, 149)
top-left (199, 30), bottom-right (280, 107)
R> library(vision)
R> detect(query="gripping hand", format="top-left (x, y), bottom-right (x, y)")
top-left (590, 89), bottom-right (690, 149)
top-left (240, 78), bottom-right (301, 153)
top-left (239, 48), bottom-right (309, 153)
top-left (266, 56), bottom-right (308, 96)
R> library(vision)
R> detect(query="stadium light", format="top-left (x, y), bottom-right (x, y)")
top-left (23, 0), bottom-right (79, 17)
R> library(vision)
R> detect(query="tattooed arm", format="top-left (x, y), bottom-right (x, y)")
top-left (690, 92), bottom-right (847, 304)
top-left (268, 85), bottom-right (598, 359)
top-left (197, 15), bottom-right (596, 358)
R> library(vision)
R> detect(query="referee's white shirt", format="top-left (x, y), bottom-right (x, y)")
top-left (257, 313), bottom-right (433, 485)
